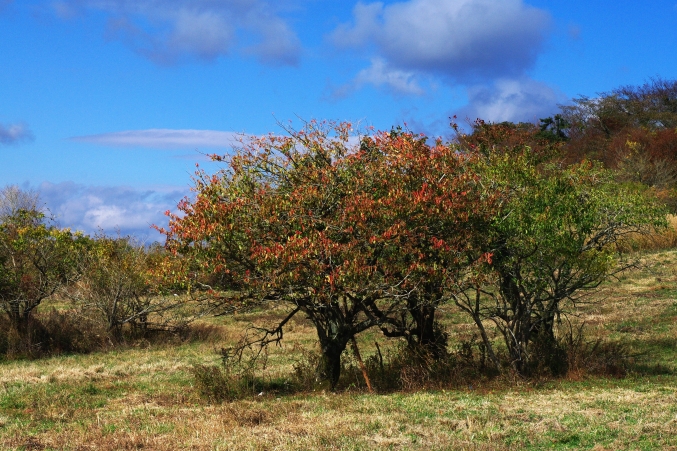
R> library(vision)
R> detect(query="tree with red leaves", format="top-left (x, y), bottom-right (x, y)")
top-left (160, 120), bottom-right (498, 388)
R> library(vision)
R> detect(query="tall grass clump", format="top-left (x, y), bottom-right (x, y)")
top-left (618, 214), bottom-right (677, 252)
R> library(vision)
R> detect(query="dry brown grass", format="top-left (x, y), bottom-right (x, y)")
top-left (3, 381), bottom-right (677, 450)
top-left (2, 250), bottom-right (677, 450)
top-left (618, 214), bottom-right (677, 252)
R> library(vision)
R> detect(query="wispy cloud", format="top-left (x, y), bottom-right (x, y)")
top-left (54, 0), bottom-right (301, 66)
top-left (568, 24), bottom-right (582, 41)
top-left (39, 181), bottom-right (186, 240)
top-left (0, 122), bottom-right (34, 146)
top-left (68, 129), bottom-right (248, 149)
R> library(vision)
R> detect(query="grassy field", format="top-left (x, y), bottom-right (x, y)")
top-left (2, 250), bottom-right (677, 450)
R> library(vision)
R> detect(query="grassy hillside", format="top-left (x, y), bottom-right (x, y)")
top-left (2, 250), bottom-right (677, 450)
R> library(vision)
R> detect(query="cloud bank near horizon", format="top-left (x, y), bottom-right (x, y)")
top-left (38, 181), bottom-right (186, 241)
top-left (459, 78), bottom-right (568, 124)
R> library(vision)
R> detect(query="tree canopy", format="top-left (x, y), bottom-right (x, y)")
top-left (161, 121), bottom-right (501, 387)
top-left (160, 114), bottom-right (668, 383)
top-left (552, 78), bottom-right (677, 198)
top-left (0, 208), bottom-right (89, 344)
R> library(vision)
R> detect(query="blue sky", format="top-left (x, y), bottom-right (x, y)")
top-left (1, 0), bottom-right (676, 241)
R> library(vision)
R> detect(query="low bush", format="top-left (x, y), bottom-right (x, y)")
top-left (175, 321), bottom-right (224, 344)
top-left (0, 307), bottom-right (224, 360)
top-left (190, 323), bottom-right (643, 401)
top-left (192, 340), bottom-right (296, 402)
top-left (191, 364), bottom-right (236, 403)
top-left (290, 344), bottom-right (325, 390)
top-left (0, 308), bottom-right (108, 359)
top-left (561, 323), bottom-right (633, 379)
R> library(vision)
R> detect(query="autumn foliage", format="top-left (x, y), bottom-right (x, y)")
top-left (556, 78), bottom-right (677, 208)
top-left (1, 78), bottom-right (674, 391)
top-left (160, 121), bottom-right (501, 386)
top-left (157, 111), bottom-right (668, 385)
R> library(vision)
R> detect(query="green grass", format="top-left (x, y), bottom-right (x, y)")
top-left (2, 249), bottom-right (677, 450)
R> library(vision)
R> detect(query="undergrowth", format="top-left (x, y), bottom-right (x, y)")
top-left (191, 322), bottom-right (639, 402)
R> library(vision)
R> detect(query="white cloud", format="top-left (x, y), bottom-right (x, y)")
top-left (329, 1), bottom-right (559, 128)
top-left (0, 122), bottom-right (34, 146)
top-left (84, 204), bottom-right (154, 231)
top-left (39, 181), bottom-right (185, 240)
top-left (58, 0), bottom-right (301, 65)
top-left (332, 58), bottom-right (425, 98)
top-left (355, 58), bottom-right (425, 95)
top-left (331, 0), bottom-right (551, 82)
top-left (329, 0), bottom-right (551, 105)
top-left (459, 78), bottom-right (565, 124)
top-left (331, 2), bottom-right (383, 48)
top-left (68, 128), bottom-right (248, 149)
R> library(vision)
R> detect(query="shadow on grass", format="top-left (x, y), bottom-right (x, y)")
top-left (626, 337), bottom-right (677, 376)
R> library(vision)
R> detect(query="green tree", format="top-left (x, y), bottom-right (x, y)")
top-left (453, 146), bottom-right (667, 376)
top-left (0, 208), bottom-right (87, 348)
top-left (69, 236), bottom-right (191, 342)
top-left (537, 115), bottom-right (569, 142)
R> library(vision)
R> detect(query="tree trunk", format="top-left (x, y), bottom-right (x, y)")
top-left (6, 304), bottom-right (35, 355)
top-left (319, 338), bottom-right (347, 390)
top-left (497, 271), bottom-right (533, 375)
top-left (350, 336), bottom-right (373, 392)
top-left (313, 314), bottom-right (352, 390)
top-left (8, 302), bottom-right (31, 338)
top-left (407, 289), bottom-right (446, 359)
